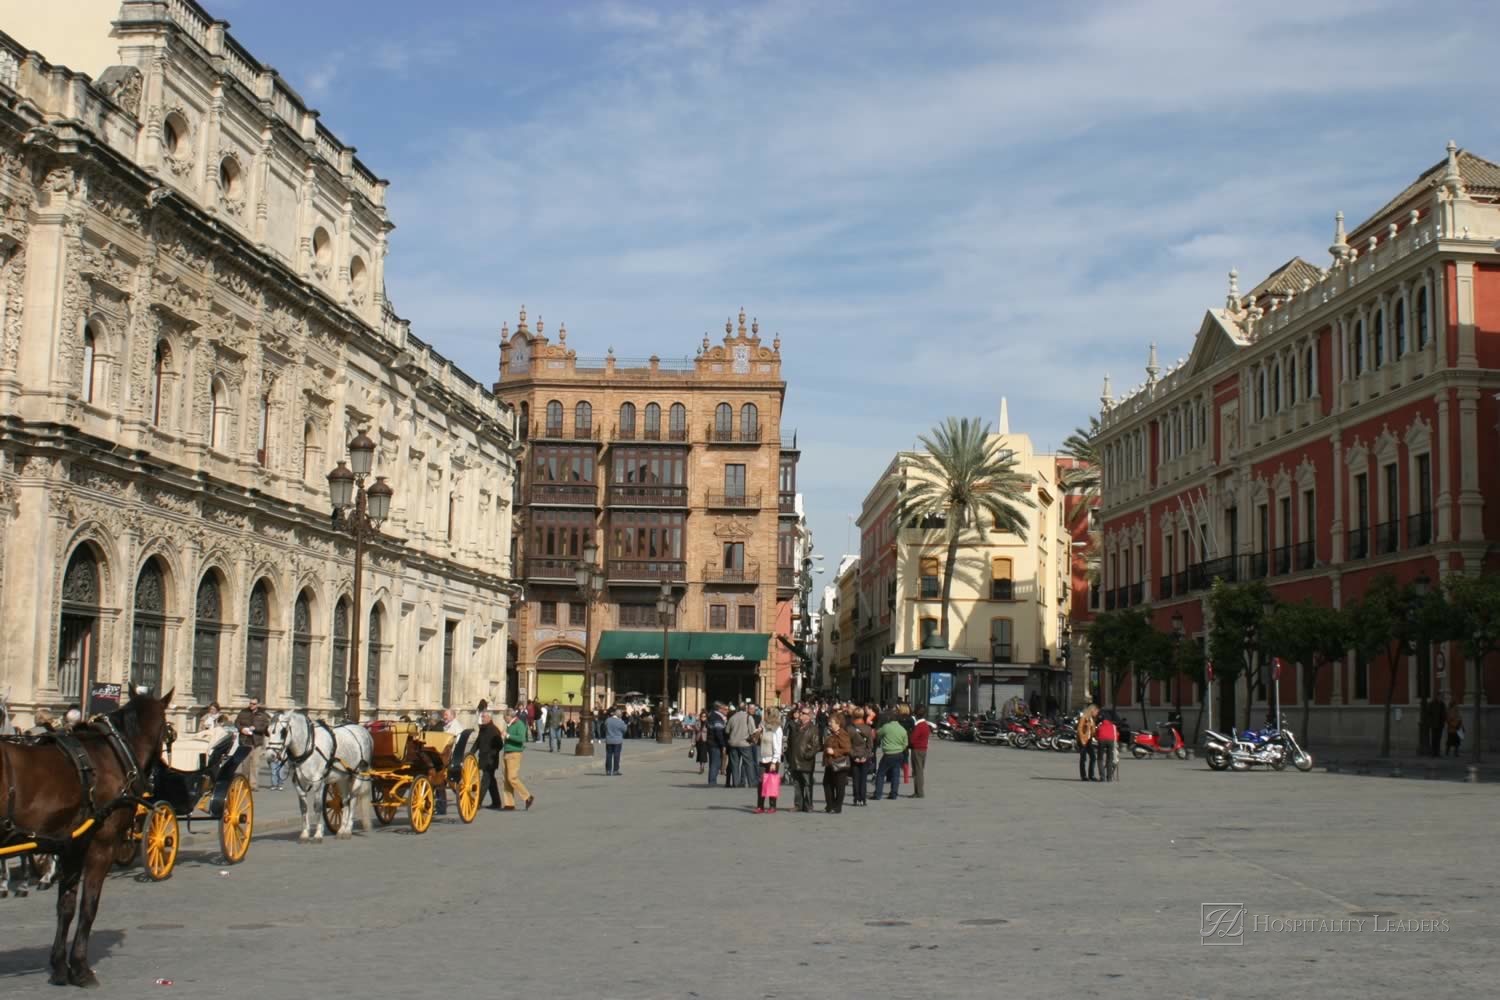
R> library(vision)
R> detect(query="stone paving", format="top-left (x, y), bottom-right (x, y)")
top-left (1, 739), bottom-right (1494, 999)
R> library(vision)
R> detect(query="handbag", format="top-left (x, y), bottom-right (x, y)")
top-left (827, 755), bottom-right (851, 773)
top-left (759, 769), bottom-right (782, 798)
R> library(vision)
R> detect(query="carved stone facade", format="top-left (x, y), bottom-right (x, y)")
top-left (0, 11), bottom-right (517, 729)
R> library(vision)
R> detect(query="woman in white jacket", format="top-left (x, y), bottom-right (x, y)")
top-left (755, 709), bottom-right (784, 813)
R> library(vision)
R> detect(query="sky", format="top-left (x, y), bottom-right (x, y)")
top-left (208, 0), bottom-right (1500, 570)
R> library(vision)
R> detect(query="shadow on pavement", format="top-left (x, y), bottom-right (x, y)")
top-left (0, 930), bottom-right (125, 979)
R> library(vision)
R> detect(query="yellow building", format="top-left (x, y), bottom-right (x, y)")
top-left (856, 401), bottom-right (1072, 711)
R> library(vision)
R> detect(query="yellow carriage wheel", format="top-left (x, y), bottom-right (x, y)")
top-left (322, 783), bottom-right (344, 835)
top-left (408, 775), bottom-right (435, 834)
top-left (218, 774), bottom-right (254, 864)
top-left (457, 755), bottom-right (481, 824)
top-left (140, 801), bottom-right (179, 881)
top-left (372, 778), bottom-right (399, 826)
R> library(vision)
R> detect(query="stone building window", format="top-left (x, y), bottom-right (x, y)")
top-left (546, 400), bottom-right (563, 436)
top-left (257, 396), bottom-right (270, 466)
top-left (740, 403), bottom-right (758, 441)
top-left (714, 403), bottom-right (732, 439)
top-left (193, 573), bottom-right (223, 704)
top-left (131, 559), bottom-right (166, 694)
top-left (82, 326), bottom-right (96, 403)
top-left (669, 402), bottom-right (686, 440)
top-left (643, 403), bottom-right (661, 440)
top-left (210, 379), bottom-right (228, 451)
top-left (152, 340), bottom-right (171, 426)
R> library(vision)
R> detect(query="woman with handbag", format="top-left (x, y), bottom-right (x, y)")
top-left (846, 708), bottom-right (874, 807)
top-left (755, 709), bottom-right (784, 813)
top-left (821, 711), bottom-right (852, 814)
top-left (693, 710), bottom-right (709, 773)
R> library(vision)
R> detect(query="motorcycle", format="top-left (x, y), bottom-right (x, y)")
top-left (1203, 726), bottom-right (1311, 772)
top-left (1132, 723), bottom-right (1190, 760)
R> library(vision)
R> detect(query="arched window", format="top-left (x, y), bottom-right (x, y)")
top-left (82, 326), bottom-right (97, 404)
top-left (131, 559), bottom-right (166, 694)
top-left (257, 395), bottom-right (270, 466)
top-left (1304, 347), bottom-right (1315, 397)
top-left (1394, 299), bottom-right (1407, 357)
top-left (669, 402), bottom-right (686, 440)
top-left (1352, 320), bottom-right (1364, 375)
top-left (152, 341), bottom-right (170, 426)
top-left (302, 422), bottom-right (315, 480)
top-left (740, 403), bottom-right (758, 440)
top-left (619, 402), bottom-right (636, 438)
top-left (545, 400), bottom-right (563, 436)
top-left (518, 401), bottom-right (530, 441)
top-left (1373, 312), bottom-right (1384, 368)
top-left (193, 573), bottom-right (222, 703)
top-left (1288, 356), bottom-right (1298, 404)
top-left (447, 492), bottom-right (456, 541)
top-left (245, 580), bottom-right (271, 702)
top-left (1271, 364), bottom-right (1281, 412)
top-left (291, 592), bottom-right (312, 706)
top-left (331, 597), bottom-right (350, 705)
top-left (58, 547), bottom-right (101, 700)
top-left (366, 605), bottom-right (383, 706)
top-left (210, 380), bottom-right (227, 451)
top-left (643, 402), bottom-right (661, 440)
top-left (1256, 370), bottom-right (1266, 419)
top-left (1416, 286), bottom-right (1429, 348)
top-left (574, 401), bottom-right (592, 436)
top-left (714, 402), bottom-right (732, 439)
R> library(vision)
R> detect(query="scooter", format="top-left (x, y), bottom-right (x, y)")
top-left (1132, 723), bottom-right (1190, 760)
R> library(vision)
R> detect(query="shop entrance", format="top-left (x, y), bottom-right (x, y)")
top-left (705, 663), bottom-right (757, 707)
top-left (611, 662), bottom-right (679, 708)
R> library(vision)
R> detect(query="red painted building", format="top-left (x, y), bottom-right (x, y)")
top-left (1093, 143), bottom-right (1500, 751)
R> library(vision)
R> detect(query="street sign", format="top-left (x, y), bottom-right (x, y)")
top-left (1206, 661), bottom-right (1214, 682)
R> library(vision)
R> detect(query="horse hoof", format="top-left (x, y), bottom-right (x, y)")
top-left (48, 971), bottom-right (68, 987)
top-left (70, 969), bottom-right (100, 989)
top-left (313, 835), bottom-right (324, 844)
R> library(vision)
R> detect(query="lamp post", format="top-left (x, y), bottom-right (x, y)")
top-left (327, 431), bottom-right (393, 723)
top-left (1059, 620), bottom-right (1073, 712)
top-left (573, 540), bottom-right (605, 756)
top-left (656, 580), bottom-right (678, 744)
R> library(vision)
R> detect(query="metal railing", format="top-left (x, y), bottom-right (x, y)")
top-left (1174, 569), bottom-right (1189, 595)
top-left (1158, 573), bottom-right (1174, 599)
top-left (1407, 510), bottom-right (1433, 547)
top-left (1293, 539), bottom-right (1316, 572)
top-left (533, 422), bottom-right (603, 442)
top-left (704, 560), bottom-right (760, 584)
top-left (705, 490), bottom-right (761, 509)
top-left (1373, 519), bottom-right (1400, 556)
top-left (607, 559), bottom-right (685, 582)
top-left (779, 491), bottom-right (796, 514)
top-left (1246, 551), bottom-right (1269, 580)
top-left (529, 482), bottom-right (598, 505)
top-left (1346, 526), bottom-right (1369, 560)
top-left (1202, 555), bottom-right (1238, 584)
top-left (1104, 589), bottom-right (1117, 611)
top-left (991, 580), bottom-right (1015, 601)
top-left (1272, 544), bottom-right (1291, 576)
top-left (707, 424), bottom-right (761, 444)
top-left (1128, 582), bottom-right (1143, 606)
top-left (607, 483), bottom-right (688, 507)
top-left (778, 566), bottom-right (795, 588)
top-left (524, 556), bottom-right (576, 580)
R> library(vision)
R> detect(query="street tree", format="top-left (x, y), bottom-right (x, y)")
top-left (1135, 625), bottom-right (1176, 729)
top-left (1343, 574), bottom-right (1419, 758)
top-left (1445, 572), bottom-right (1500, 762)
top-left (1168, 632), bottom-right (1208, 741)
top-left (1058, 418), bottom-right (1100, 582)
top-left (1206, 579), bottom-right (1276, 732)
top-left (894, 416), bottom-right (1034, 644)
top-left (1260, 599), bottom-right (1349, 747)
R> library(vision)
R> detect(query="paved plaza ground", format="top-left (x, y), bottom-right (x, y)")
top-left (2, 739), bottom-right (1494, 998)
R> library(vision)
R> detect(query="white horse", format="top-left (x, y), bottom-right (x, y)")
top-left (265, 712), bottom-right (373, 842)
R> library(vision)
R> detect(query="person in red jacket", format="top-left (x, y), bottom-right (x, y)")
top-left (909, 706), bottom-right (934, 798)
top-left (1096, 713), bottom-right (1119, 783)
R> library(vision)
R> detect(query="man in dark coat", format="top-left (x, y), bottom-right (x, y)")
top-left (785, 706), bottom-right (821, 812)
top-left (475, 711), bottom-right (505, 809)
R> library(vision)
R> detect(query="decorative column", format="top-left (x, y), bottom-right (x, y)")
top-left (1435, 391), bottom-right (1453, 542)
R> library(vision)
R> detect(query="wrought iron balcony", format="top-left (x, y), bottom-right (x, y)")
top-left (704, 560), bottom-right (760, 584)
top-left (1293, 539), bottom-right (1316, 572)
top-left (607, 483), bottom-right (688, 507)
top-left (1346, 526), bottom-right (1370, 560)
top-left (533, 422), bottom-right (602, 443)
top-left (524, 556), bottom-right (577, 581)
top-left (1246, 551), bottom-right (1269, 580)
top-left (778, 566), bottom-right (795, 589)
top-left (1158, 573), bottom-right (1174, 599)
top-left (706, 424), bottom-right (761, 444)
top-left (1202, 555), bottom-right (1238, 584)
top-left (1407, 510), bottom-right (1433, 548)
top-left (705, 490), bottom-right (761, 509)
top-left (779, 491), bottom-right (796, 514)
top-left (606, 559), bottom-right (686, 583)
top-left (529, 482), bottom-right (598, 505)
top-left (1272, 544), bottom-right (1291, 576)
top-left (1128, 582), bottom-right (1143, 606)
top-left (1373, 519), bottom-right (1400, 557)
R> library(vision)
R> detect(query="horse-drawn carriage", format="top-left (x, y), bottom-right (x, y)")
top-left (321, 722), bottom-right (480, 834)
top-left (115, 723), bottom-right (255, 879)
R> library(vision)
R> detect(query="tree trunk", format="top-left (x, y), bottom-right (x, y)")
top-left (1301, 659), bottom-right (1318, 749)
top-left (1242, 656), bottom-right (1256, 732)
top-left (1380, 640), bottom-right (1401, 758)
top-left (939, 519), bottom-right (963, 645)
top-left (1139, 678), bottom-right (1149, 730)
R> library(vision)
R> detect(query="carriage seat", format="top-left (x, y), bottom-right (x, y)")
top-left (371, 722), bottom-right (421, 763)
top-left (421, 730), bottom-right (456, 758)
top-left (167, 725), bottom-right (235, 773)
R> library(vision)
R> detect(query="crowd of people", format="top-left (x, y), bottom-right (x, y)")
top-left (682, 700), bottom-right (934, 813)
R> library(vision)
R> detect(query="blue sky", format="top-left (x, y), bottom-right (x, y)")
top-left (212, 0), bottom-right (1500, 566)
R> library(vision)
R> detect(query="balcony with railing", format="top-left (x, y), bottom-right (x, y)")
top-left (779, 491), bottom-right (796, 514)
top-left (778, 566), bottom-right (795, 589)
top-left (705, 490), bottom-right (761, 510)
top-left (1293, 539), bottom-right (1315, 572)
top-left (706, 424), bottom-right (762, 444)
top-left (1128, 582), bottom-right (1143, 606)
top-left (1188, 562), bottom-right (1209, 591)
top-left (1174, 569), bottom-right (1189, 595)
top-left (533, 422), bottom-right (603, 443)
top-left (1373, 519), bottom-right (1400, 557)
top-left (1158, 573), bottom-right (1174, 599)
top-left (529, 481), bottom-right (599, 505)
top-left (1347, 525), bottom-right (1370, 560)
top-left (1407, 509), bottom-right (1433, 548)
top-left (1104, 589), bottom-right (1117, 611)
top-left (704, 560), bottom-right (760, 584)
top-left (606, 559), bottom-right (686, 583)
top-left (614, 425), bottom-right (692, 443)
top-left (1272, 544), bottom-right (1291, 576)
top-left (1246, 551), bottom-right (1269, 580)
top-left (1202, 555), bottom-right (1238, 584)
top-left (607, 483), bottom-right (688, 507)
top-left (525, 556), bottom-right (577, 581)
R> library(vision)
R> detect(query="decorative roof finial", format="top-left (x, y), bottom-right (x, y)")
top-left (1440, 139), bottom-right (1466, 198)
top-left (558, 322), bottom-right (566, 344)
top-left (1146, 342), bottom-right (1160, 382)
top-left (703, 332), bottom-right (711, 351)
top-left (1100, 373), bottom-right (1114, 409)
top-left (501, 321), bottom-right (509, 338)
top-left (535, 315), bottom-right (543, 335)
top-left (751, 317), bottom-right (759, 336)
top-left (772, 332), bottom-right (780, 351)
top-left (517, 305), bottom-right (528, 332)
top-left (1329, 212), bottom-right (1350, 263)
top-left (1226, 268), bottom-right (1240, 311)
top-left (725, 317), bottom-right (732, 335)
top-left (606, 345), bottom-right (613, 357)
top-left (737, 307), bottom-right (747, 335)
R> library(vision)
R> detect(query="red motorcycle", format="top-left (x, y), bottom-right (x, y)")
top-left (1131, 722), bottom-right (1190, 760)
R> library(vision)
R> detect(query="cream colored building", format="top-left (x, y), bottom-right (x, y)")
top-left (0, 3), bottom-right (517, 728)
top-left (856, 400), bottom-right (1072, 710)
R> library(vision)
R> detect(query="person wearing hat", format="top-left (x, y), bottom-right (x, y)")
top-left (501, 706), bottom-right (535, 810)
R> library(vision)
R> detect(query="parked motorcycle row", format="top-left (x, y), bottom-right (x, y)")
top-left (939, 711), bottom-right (1314, 774)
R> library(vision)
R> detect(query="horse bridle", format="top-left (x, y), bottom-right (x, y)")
top-left (276, 714), bottom-right (355, 784)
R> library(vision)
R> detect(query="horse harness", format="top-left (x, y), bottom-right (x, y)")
top-left (0, 716), bottom-right (149, 854)
top-left (288, 719), bottom-right (368, 787)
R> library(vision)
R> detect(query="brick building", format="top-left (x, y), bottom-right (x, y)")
top-left (1093, 142), bottom-right (1500, 750)
top-left (494, 308), bottom-right (801, 716)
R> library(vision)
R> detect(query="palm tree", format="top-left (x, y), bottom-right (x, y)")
top-left (893, 417), bottom-right (1035, 644)
top-left (1059, 416), bottom-right (1101, 583)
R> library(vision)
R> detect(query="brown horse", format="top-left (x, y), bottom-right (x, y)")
top-left (0, 690), bottom-right (171, 987)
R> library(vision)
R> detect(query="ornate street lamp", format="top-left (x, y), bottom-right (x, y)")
top-left (656, 580), bottom-right (679, 743)
top-left (574, 539), bottom-right (606, 756)
top-left (327, 431), bottom-right (393, 722)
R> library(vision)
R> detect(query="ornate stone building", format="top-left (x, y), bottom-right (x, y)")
top-left (494, 308), bottom-right (799, 715)
top-left (0, 4), bottom-right (517, 728)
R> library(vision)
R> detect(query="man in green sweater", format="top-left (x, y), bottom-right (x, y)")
top-left (501, 706), bottom-right (535, 810)
top-left (873, 716), bottom-right (908, 800)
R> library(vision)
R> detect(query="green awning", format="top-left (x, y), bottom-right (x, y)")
top-left (596, 631), bottom-right (772, 663)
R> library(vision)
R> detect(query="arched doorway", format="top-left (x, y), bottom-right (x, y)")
top-left (58, 547), bottom-right (101, 702)
top-left (192, 573), bottom-right (223, 703)
top-left (245, 580), bottom-right (271, 702)
top-left (291, 592), bottom-right (312, 706)
top-left (331, 597), bottom-right (350, 707)
top-left (366, 605), bottom-right (383, 708)
top-left (130, 559), bottom-right (167, 694)
top-left (535, 647), bottom-right (585, 724)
